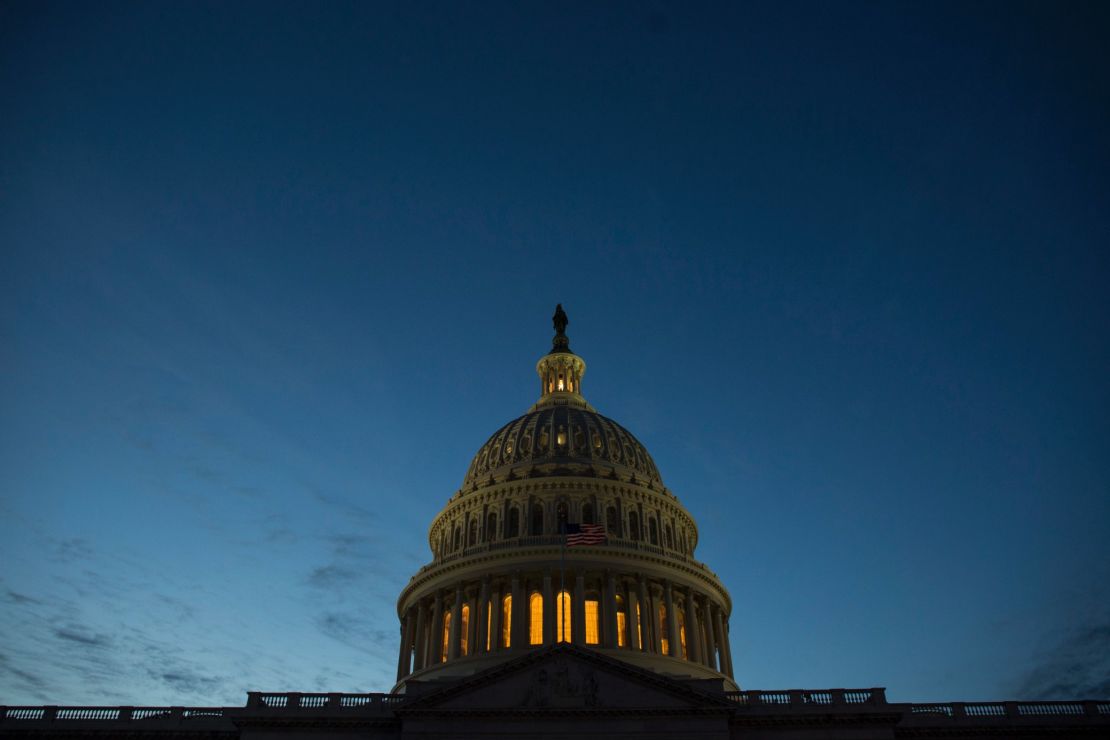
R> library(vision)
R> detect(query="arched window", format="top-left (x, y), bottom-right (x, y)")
top-left (582, 503), bottom-right (594, 525)
top-left (453, 526), bottom-right (461, 551)
top-left (615, 594), bottom-right (627, 648)
top-left (507, 507), bottom-right (520, 538)
top-left (658, 603), bottom-right (669, 655)
top-left (529, 592), bottom-right (543, 645)
top-left (628, 513), bottom-right (640, 541)
top-left (664, 523), bottom-right (673, 550)
top-left (584, 596), bottom-right (600, 645)
top-left (556, 590), bottom-right (571, 643)
top-left (649, 518), bottom-right (659, 545)
top-left (501, 595), bottom-right (512, 648)
top-left (485, 513), bottom-right (497, 542)
top-left (468, 519), bottom-right (478, 547)
top-left (606, 506), bottom-right (618, 535)
top-left (531, 504), bottom-right (544, 535)
top-left (556, 501), bottom-right (568, 530)
top-left (460, 604), bottom-right (471, 656)
top-left (441, 610), bottom-right (452, 662)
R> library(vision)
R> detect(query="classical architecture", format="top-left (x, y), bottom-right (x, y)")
top-left (2, 307), bottom-right (1106, 739)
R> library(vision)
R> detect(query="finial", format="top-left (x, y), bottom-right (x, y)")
top-left (551, 304), bottom-right (570, 352)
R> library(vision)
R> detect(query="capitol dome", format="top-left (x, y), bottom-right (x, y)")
top-left (394, 306), bottom-right (735, 691)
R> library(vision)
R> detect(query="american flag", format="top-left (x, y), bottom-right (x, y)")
top-left (564, 523), bottom-right (606, 546)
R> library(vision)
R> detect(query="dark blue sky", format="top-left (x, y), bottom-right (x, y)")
top-left (2, 1), bottom-right (1108, 706)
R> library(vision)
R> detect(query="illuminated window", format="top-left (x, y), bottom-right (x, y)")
top-left (441, 610), bottom-right (451, 662)
top-left (556, 590), bottom-right (571, 642)
top-left (616, 595), bottom-right (627, 648)
top-left (634, 602), bottom-right (642, 649)
top-left (585, 599), bottom-right (600, 645)
top-left (486, 602), bottom-right (492, 652)
top-left (529, 592), bottom-right (543, 645)
top-left (658, 603), bottom-right (669, 655)
top-left (557, 373), bottom-right (565, 391)
top-left (501, 595), bottom-right (512, 648)
top-left (460, 604), bottom-right (470, 656)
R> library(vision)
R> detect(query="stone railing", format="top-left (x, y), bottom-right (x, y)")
top-left (724, 688), bottom-right (885, 706)
top-left (906, 700), bottom-right (1109, 719)
top-left (246, 692), bottom-right (403, 709)
top-left (419, 535), bottom-right (714, 574)
top-left (0, 706), bottom-right (227, 721)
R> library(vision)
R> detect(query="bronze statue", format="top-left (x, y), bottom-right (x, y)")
top-left (553, 304), bottom-right (568, 335)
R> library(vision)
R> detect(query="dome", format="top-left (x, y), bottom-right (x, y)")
top-left (461, 406), bottom-right (664, 491)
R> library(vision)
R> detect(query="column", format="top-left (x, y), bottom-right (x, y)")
top-left (720, 614), bottom-right (734, 677)
top-left (447, 585), bottom-right (463, 660)
top-left (490, 583), bottom-right (503, 652)
top-left (396, 607), bottom-right (414, 681)
top-left (511, 572), bottom-right (524, 650)
top-left (475, 578), bottom-right (490, 655)
top-left (713, 605), bottom-right (729, 677)
top-left (705, 600), bottom-right (719, 671)
top-left (603, 570), bottom-right (618, 649)
top-left (636, 577), bottom-right (652, 652)
top-left (573, 571), bottom-right (586, 645)
top-left (429, 593), bottom-right (443, 664)
top-left (542, 571), bottom-right (555, 644)
top-left (466, 588), bottom-right (478, 656)
top-left (684, 586), bottom-right (700, 664)
top-left (664, 580), bottom-right (679, 658)
top-left (412, 600), bottom-right (428, 671)
top-left (625, 581), bottom-right (639, 650)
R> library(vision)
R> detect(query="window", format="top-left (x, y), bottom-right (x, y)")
top-left (453, 526), bottom-right (461, 550)
top-left (585, 598), bottom-right (600, 645)
top-left (664, 523), bottom-right (673, 550)
top-left (606, 506), bottom-right (618, 534)
top-left (501, 595), bottom-right (512, 648)
top-left (658, 603), bottom-right (669, 655)
top-left (529, 592), bottom-right (543, 645)
top-left (616, 595), bottom-right (627, 648)
top-left (485, 513), bottom-right (497, 542)
top-left (649, 518), bottom-right (659, 545)
top-left (441, 610), bottom-right (451, 662)
top-left (507, 507), bottom-right (520, 538)
top-left (628, 513), bottom-right (640, 541)
top-left (556, 590), bottom-right (571, 642)
top-left (468, 519), bottom-right (478, 547)
top-left (556, 501), bottom-right (568, 530)
top-left (531, 504), bottom-right (544, 535)
top-left (460, 604), bottom-right (470, 656)
top-left (582, 503), bottom-right (594, 525)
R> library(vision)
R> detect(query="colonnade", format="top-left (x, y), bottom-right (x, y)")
top-left (396, 569), bottom-right (733, 682)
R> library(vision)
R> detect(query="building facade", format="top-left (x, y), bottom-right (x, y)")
top-left (2, 307), bottom-right (1107, 739)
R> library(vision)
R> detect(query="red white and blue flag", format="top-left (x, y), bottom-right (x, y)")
top-left (564, 523), bottom-right (606, 546)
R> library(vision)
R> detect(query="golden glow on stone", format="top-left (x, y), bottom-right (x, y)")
top-left (635, 603), bottom-right (643, 649)
top-left (502, 595), bottom-right (512, 648)
top-left (486, 602), bottom-right (492, 652)
top-left (441, 611), bottom-right (451, 663)
top-left (659, 603), bottom-right (669, 655)
top-left (460, 604), bottom-right (470, 656)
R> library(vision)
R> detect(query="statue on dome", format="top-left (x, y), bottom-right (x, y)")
top-left (553, 304), bottom-right (569, 335)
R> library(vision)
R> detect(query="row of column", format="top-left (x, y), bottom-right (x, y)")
top-left (396, 570), bottom-right (733, 682)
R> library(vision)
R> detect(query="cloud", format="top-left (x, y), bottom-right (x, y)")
top-left (1015, 620), bottom-right (1110, 699)
top-left (53, 626), bottom-right (112, 648)
top-left (4, 589), bottom-right (42, 605)
top-left (315, 612), bottom-right (393, 654)
top-left (307, 564), bottom-right (360, 589)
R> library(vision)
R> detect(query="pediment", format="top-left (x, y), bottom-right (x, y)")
top-left (400, 644), bottom-right (729, 714)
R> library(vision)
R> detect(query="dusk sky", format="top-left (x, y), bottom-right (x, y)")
top-left (2, 1), bottom-right (1108, 707)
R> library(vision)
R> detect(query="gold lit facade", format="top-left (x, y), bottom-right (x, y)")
top-left (393, 306), bottom-right (736, 689)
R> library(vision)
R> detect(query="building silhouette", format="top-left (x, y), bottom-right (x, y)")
top-left (2, 308), bottom-right (1106, 738)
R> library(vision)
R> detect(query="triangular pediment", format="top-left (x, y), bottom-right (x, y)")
top-left (400, 644), bottom-right (730, 714)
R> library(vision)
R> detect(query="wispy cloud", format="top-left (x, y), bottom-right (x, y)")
top-left (1015, 619), bottom-right (1110, 699)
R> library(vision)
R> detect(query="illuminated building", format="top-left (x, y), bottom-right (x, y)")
top-left (2, 307), bottom-right (1106, 738)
